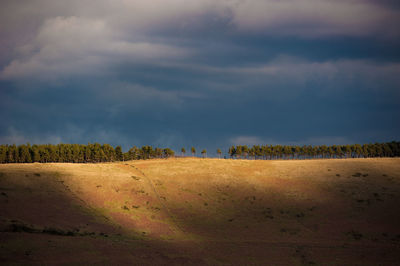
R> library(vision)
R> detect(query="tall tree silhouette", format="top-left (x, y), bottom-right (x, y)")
top-left (217, 148), bottom-right (222, 158)
top-left (115, 146), bottom-right (123, 161)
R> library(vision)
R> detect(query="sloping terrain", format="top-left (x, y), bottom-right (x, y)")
top-left (1, 158), bottom-right (400, 265)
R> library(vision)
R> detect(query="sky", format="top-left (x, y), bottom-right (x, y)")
top-left (1, 0), bottom-right (399, 155)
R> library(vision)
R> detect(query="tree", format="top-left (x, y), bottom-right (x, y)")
top-left (235, 146), bottom-right (242, 159)
top-left (383, 143), bottom-right (392, 157)
top-left (155, 148), bottom-right (163, 158)
top-left (0, 145), bottom-right (7, 163)
top-left (362, 144), bottom-right (369, 158)
top-left (253, 145), bottom-right (261, 159)
top-left (228, 146), bottom-right (236, 158)
top-left (292, 146), bottom-right (300, 159)
top-left (141, 145), bottom-right (154, 159)
top-left (191, 147), bottom-right (196, 157)
top-left (40, 145), bottom-right (50, 163)
top-left (181, 147), bottom-right (186, 157)
top-left (242, 146), bottom-right (249, 159)
top-left (201, 149), bottom-right (207, 158)
top-left (375, 143), bottom-right (383, 157)
top-left (115, 146), bottom-right (123, 161)
top-left (18, 144), bottom-right (32, 163)
top-left (354, 144), bottom-right (362, 158)
top-left (101, 144), bottom-right (115, 162)
top-left (65, 144), bottom-right (73, 162)
top-left (264, 145), bottom-right (272, 160)
top-left (283, 145), bottom-right (292, 159)
top-left (328, 146), bottom-right (334, 158)
top-left (31, 145), bottom-right (41, 162)
top-left (368, 144), bottom-right (377, 157)
top-left (389, 141), bottom-right (400, 157)
top-left (7, 144), bottom-right (18, 163)
top-left (127, 146), bottom-right (139, 160)
top-left (217, 148), bottom-right (222, 158)
top-left (320, 145), bottom-right (328, 159)
top-left (344, 145), bottom-right (352, 158)
top-left (84, 144), bottom-right (92, 162)
top-left (312, 146), bottom-right (318, 159)
top-left (335, 145), bottom-right (343, 158)
top-left (72, 144), bottom-right (83, 163)
top-left (163, 148), bottom-right (175, 158)
top-left (92, 143), bottom-right (102, 162)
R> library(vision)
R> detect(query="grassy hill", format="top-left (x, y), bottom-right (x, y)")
top-left (1, 158), bottom-right (400, 265)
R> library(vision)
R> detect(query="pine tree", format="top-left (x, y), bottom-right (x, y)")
top-left (0, 145), bottom-right (7, 163)
top-left (19, 144), bottom-right (32, 163)
top-left (115, 146), bottom-right (123, 161)
top-left (31, 145), bottom-right (41, 162)
top-left (163, 148), bottom-right (175, 158)
top-left (8, 144), bottom-right (18, 163)
top-left (155, 148), bottom-right (163, 158)
top-left (228, 146), bottom-right (235, 158)
top-left (217, 148), bottom-right (222, 158)
top-left (236, 146), bottom-right (242, 159)
top-left (242, 146), bottom-right (249, 159)
top-left (93, 143), bottom-right (102, 162)
top-left (336, 146), bottom-right (343, 158)
top-left (344, 145), bottom-right (352, 158)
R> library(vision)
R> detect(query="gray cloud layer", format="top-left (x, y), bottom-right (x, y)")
top-left (1, 0), bottom-right (399, 153)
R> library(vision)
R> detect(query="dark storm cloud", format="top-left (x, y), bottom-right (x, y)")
top-left (1, 0), bottom-right (399, 154)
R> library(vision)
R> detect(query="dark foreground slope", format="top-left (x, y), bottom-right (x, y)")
top-left (1, 158), bottom-right (400, 265)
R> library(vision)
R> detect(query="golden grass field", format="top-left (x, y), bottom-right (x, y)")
top-left (1, 158), bottom-right (400, 265)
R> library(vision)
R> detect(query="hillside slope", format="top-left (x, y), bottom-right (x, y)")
top-left (1, 158), bottom-right (400, 265)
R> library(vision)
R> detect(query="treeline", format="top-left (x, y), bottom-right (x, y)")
top-left (1, 141), bottom-right (399, 163)
top-left (0, 143), bottom-right (175, 163)
top-left (228, 142), bottom-right (400, 160)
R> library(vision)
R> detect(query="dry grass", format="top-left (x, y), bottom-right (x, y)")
top-left (1, 158), bottom-right (400, 265)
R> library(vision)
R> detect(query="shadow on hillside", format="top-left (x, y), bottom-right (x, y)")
top-left (0, 166), bottom-right (209, 264)
top-left (0, 168), bottom-right (124, 236)
top-left (1, 162), bottom-right (400, 265)
top-left (163, 167), bottom-right (400, 243)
